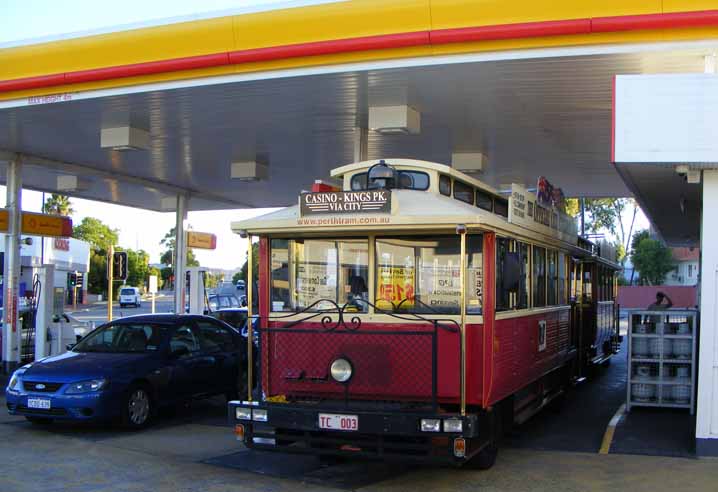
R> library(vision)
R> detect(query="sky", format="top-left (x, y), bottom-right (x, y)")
top-left (0, 0), bottom-right (650, 269)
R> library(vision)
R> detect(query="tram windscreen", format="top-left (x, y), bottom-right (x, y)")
top-left (351, 171), bottom-right (430, 191)
top-left (270, 239), bottom-right (369, 312)
top-left (375, 235), bottom-right (483, 314)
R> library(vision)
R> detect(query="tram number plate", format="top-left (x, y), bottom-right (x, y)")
top-left (318, 413), bottom-right (358, 431)
top-left (27, 398), bottom-right (51, 410)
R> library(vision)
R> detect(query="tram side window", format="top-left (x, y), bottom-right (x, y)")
top-left (439, 175), bottom-right (452, 196)
top-left (558, 252), bottom-right (567, 304)
top-left (475, 189), bottom-right (493, 211)
top-left (533, 246), bottom-right (547, 308)
top-left (494, 198), bottom-right (509, 218)
top-left (496, 238), bottom-right (529, 311)
top-left (454, 181), bottom-right (474, 204)
top-left (375, 235), bottom-right (482, 314)
top-left (270, 239), bottom-right (369, 312)
top-left (547, 251), bottom-right (559, 306)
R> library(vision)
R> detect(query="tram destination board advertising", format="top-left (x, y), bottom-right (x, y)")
top-left (300, 190), bottom-right (391, 216)
top-left (509, 183), bottom-right (577, 244)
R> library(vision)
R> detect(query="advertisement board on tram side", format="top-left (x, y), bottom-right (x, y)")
top-left (509, 184), bottom-right (577, 244)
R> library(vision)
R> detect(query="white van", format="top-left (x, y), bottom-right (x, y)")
top-left (119, 287), bottom-right (142, 308)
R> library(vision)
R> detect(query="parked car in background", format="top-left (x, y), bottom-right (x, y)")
top-left (119, 287), bottom-right (141, 308)
top-left (207, 294), bottom-right (241, 312)
top-left (5, 314), bottom-right (245, 428)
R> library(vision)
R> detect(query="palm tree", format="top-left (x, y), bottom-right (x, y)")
top-left (43, 194), bottom-right (74, 216)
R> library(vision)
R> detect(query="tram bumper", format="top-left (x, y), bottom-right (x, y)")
top-left (228, 401), bottom-right (487, 465)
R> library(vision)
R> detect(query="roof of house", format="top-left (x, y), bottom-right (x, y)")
top-left (672, 247), bottom-right (699, 262)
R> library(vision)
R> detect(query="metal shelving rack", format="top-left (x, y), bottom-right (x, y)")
top-left (627, 310), bottom-right (697, 414)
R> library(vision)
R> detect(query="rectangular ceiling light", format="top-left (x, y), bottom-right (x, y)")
top-left (451, 152), bottom-right (487, 174)
top-left (369, 105), bottom-right (421, 135)
top-left (231, 161), bottom-right (268, 181)
top-left (56, 175), bottom-right (91, 191)
top-left (100, 126), bottom-right (150, 151)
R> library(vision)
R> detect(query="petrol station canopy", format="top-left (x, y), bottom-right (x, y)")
top-left (0, 0), bottom-right (716, 244)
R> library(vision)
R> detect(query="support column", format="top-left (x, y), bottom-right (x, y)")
top-left (3, 155), bottom-right (22, 372)
top-left (173, 195), bottom-right (188, 314)
top-left (697, 170), bottom-right (718, 454)
top-left (353, 127), bottom-right (368, 163)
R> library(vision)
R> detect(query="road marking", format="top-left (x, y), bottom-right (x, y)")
top-left (599, 403), bottom-right (626, 454)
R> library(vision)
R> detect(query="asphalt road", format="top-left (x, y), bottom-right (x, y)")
top-left (67, 293), bottom-right (176, 327)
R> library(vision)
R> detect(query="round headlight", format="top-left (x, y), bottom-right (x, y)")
top-left (330, 358), bottom-right (353, 383)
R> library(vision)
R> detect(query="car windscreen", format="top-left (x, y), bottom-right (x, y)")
top-left (120, 288), bottom-right (135, 295)
top-left (74, 323), bottom-right (169, 353)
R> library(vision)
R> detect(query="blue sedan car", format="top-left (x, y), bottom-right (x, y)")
top-left (6, 314), bottom-right (245, 428)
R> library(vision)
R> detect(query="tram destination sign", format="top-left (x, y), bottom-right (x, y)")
top-left (300, 190), bottom-right (391, 216)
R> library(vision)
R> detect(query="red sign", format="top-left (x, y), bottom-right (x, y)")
top-left (53, 238), bottom-right (70, 251)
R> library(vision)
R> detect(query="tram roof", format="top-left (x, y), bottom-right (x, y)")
top-left (0, 1), bottom-right (715, 242)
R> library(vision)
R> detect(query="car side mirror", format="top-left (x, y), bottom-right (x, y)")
top-left (170, 346), bottom-right (190, 359)
top-left (66, 343), bottom-right (76, 351)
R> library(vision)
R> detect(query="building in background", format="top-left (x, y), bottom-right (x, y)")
top-left (666, 247), bottom-right (700, 286)
top-left (0, 235), bottom-right (91, 307)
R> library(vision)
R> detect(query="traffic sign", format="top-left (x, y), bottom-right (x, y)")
top-left (113, 251), bottom-right (128, 280)
top-left (148, 275), bottom-right (158, 294)
top-left (0, 209), bottom-right (73, 237)
top-left (187, 231), bottom-right (217, 250)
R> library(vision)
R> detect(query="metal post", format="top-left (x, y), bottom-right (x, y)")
top-left (580, 197), bottom-right (586, 236)
top-left (107, 245), bottom-right (114, 322)
top-left (353, 127), bottom-right (368, 162)
top-left (174, 195), bottom-right (188, 314)
top-left (3, 155), bottom-right (22, 372)
top-left (151, 293), bottom-right (156, 314)
top-left (246, 234), bottom-right (253, 401)
top-left (458, 225), bottom-right (467, 416)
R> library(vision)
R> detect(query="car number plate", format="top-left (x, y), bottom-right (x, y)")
top-left (318, 413), bottom-right (358, 431)
top-left (27, 398), bottom-right (51, 410)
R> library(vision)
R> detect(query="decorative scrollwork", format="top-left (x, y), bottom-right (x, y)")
top-left (264, 297), bottom-right (459, 333)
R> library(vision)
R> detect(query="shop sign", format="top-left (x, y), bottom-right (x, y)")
top-left (53, 238), bottom-right (70, 251)
top-left (187, 231), bottom-right (217, 250)
top-left (300, 190), bottom-right (391, 216)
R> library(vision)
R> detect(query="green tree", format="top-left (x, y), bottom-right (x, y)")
top-left (119, 248), bottom-right (150, 289)
top-left (73, 217), bottom-right (119, 251)
top-left (239, 242), bottom-right (260, 285)
top-left (159, 227), bottom-right (199, 267)
top-left (43, 193), bottom-right (74, 216)
top-left (566, 197), bottom-right (638, 265)
top-left (73, 217), bottom-right (119, 296)
top-left (631, 232), bottom-right (675, 285)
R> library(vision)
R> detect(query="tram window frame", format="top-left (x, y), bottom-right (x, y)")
top-left (454, 180), bottom-right (474, 205)
top-left (269, 238), bottom-right (369, 313)
top-left (496, 238), bottom-right (529, 311)
top-left (374, 234), bottom-right (483, 315)
top-left (475, 189), bottom-right (494, 211)
top-left (532, 245), bottom-right (547, 308)
top-left (439, 175), bottom-right (452, 196)
top-left (494, 198), bottom-right (509, 218)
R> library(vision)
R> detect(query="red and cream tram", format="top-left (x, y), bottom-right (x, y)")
top-left (229, 159), bottom-right (620, 468)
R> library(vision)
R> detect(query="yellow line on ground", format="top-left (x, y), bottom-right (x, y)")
top-left (599, 403), bottom-right (626, 454)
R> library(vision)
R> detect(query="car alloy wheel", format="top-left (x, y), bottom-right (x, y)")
top-left (127, 388), bottom-right (150, 426)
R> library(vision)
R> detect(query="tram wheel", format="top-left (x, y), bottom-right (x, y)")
top-left (466, 442), bottom-right (499, 470)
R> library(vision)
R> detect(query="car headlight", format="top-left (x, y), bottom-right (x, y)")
top-left (7, 369), bottom-right (26, 391)
top-left (64, 379), bottom-right (107, 394)
top-left (330, 358), bottom-right (353, 383)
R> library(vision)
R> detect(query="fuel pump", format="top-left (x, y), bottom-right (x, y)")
top-left (185, 266), bottom-right (209, 315)
top-left (33, 265), bottom-right (53, 359)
